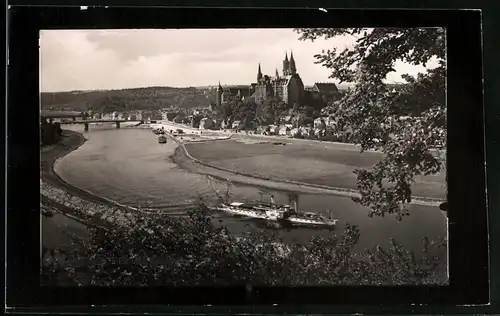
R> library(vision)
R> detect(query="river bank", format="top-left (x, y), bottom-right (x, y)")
top-left (41, 130), bottom-right (110, 206)
top-left (41, 130), bottom-right (163, 213)
top-left (41, 130), bottom-right (148, 229)
top-left (46, 127), bottom-right (444, 216)
top-left (169, 134), bottom-right (444, 207)
top-left (50, 127), bottom-right (363, 204)
top-left (49, 126), bottom-right (447, 252)
top-left (142, 121), bottom-right (444, 205)
top-left (40, 127), bottom-right (447, 286)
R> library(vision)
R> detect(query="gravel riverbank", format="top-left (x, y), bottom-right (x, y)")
top-left (170, 135), bottom-right (444, 207)
top-left (41, 130), bottom-right (152, 228)
top-left (41, 130), bottom-right (124, 207)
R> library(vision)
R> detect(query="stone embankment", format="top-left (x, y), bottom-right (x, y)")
top-left (41, 177), bottom-right (291, 255)
top-left (40, 129), bottom-right (171, 229)
top-left (41, 180), bottom-right (137, 228)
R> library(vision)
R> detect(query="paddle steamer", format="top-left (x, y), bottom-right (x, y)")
top-left (215, 196), bottom-right (338, 228)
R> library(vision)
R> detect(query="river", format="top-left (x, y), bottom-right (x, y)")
top-left (54, 124), bottom-right (447, 252)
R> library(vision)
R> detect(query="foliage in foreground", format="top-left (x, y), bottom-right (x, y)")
top-left (295, 28), bottom-right (447, 220)
top-left (42, 203), bottom-right (447, 286)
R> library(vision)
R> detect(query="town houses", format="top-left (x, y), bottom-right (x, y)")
top-left (77, 53), bottom-right (351, 142)
top-left (85, 108), bottom-right (185, 123)
top-left (197, 52), bottom-right (349, 140)
top-left (80, 100), bottom-right (351, 142)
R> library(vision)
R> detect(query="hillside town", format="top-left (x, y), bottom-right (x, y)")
top-left (68, 95), bottom-right (352, 143)
top-left (56, 53), bottom-right (369, 143)
top-left (39, 27), bottom-right (449, 289)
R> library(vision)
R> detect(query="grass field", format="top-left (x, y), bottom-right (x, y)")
top-left (184, 139), bottom-right (446, 199)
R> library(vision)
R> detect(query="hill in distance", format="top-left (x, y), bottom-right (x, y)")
top-left (41, 86), bottom-right (212, 113)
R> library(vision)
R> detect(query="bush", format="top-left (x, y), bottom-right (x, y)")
top-left (42, 203), bottom-right (447, 286)
top-left (40, 121), bottom-right (62, 146)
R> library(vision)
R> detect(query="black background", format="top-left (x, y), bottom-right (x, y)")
top-left (5, 1), bottom-right (498, 314)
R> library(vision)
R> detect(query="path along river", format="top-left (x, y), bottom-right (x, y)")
top-left (54, 124), bottom-right (447, 253)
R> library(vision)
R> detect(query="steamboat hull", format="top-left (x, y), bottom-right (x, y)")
top-left (215, 205), bottom-right (280, 221)
top-left (285, 217), bottom-right (338, 229)
top-left (215, 202), bottom-right (339, 229)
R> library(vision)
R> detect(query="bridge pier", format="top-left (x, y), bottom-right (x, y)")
top-left (84, 123), bottom-right (89, 132)
top-left (115, 121), bottom-right (120, 129)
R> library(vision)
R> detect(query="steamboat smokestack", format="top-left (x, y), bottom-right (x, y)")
top-left (270, 195), bottom-right (275, 204)
top-left (293, 198), bottom-right (298, 213)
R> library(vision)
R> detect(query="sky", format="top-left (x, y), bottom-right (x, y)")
top-left (40, 29), bottom-right (441, 92)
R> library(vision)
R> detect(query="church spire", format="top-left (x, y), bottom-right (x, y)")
top-left (216, 81), bottom-right (223, 107)
top-left (275, 68), bottom-right (279, 78)
top-left (257, 63), bottom-right (263, 82)
top-left (283, 51), bottom-right (290, 76)
top-left (289, 51), bottom-right (296, 74)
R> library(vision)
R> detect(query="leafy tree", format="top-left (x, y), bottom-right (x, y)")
top-left (293, 113), bottom-right (314, 128)
top-left (173, 114), bottom-right (184, 123)
top-left (303, 91), bottom-right (327, 113)
top-left (40, 122), bottom-right (62, 146)
top-left (214, 95), bottom-right (255, 129)
top-left (41, 202), bottom-right (446, 286)
top-left (257, 97), bottom-right (288, 125)
top-left (215, 96), bottom-right (237, 122)
top-left (295, 28), bottom-right (446, 220)
top-left (191, 115), bottom-right (202, 128)
top-left (242, 98), bottom-right (258, 123)
top-left (205, 89), bottom-right (217, 105)
top-left (232, 98), bottom-right (258, 124)
top-left (300, 105), bottom-right (317, 118)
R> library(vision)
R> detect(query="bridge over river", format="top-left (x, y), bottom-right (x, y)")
top-left (41, 110), bottom-right (143, 131)
top-left (61, 119), bottom-right (143, 131)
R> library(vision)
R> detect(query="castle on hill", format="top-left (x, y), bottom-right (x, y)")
top-left (215, 51), bottom-right (306, 108)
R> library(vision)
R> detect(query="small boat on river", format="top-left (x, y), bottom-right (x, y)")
top-left (214, 196), bottom-right (338, 229)
top-left (153, 128), bottom-right (165, 135)
top-left (158, 135), bottom-right (167, 144)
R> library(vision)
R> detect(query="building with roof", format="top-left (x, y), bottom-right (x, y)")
top-left (311, 82), bottom-right (339, 95)
top-left (215, 51), bottom-right (305, 108)
top-left (215, 84), bottom-right (253, 106)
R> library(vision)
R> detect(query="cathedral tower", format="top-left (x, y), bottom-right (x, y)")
top-left (283, 52), bottom-right (290, 76)
top-left (216, 82), bottom-right (223, 107)
top-left (289, 51), bottom-right (297, 75)
top-left (257, 63), bottom-right (263, 83)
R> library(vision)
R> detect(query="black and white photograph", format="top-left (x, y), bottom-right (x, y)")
top-left (39, 27), bottom-right (448, 286)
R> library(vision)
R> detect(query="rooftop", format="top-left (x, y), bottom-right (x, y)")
top-left (313, 82), bottom-right (339, 93)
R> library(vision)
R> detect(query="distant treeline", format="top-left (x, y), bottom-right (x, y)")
top-left (41, 86), bottom-right (212, 113)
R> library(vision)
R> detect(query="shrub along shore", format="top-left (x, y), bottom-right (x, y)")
top-left (40, 129), bottom-right (447, 286)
